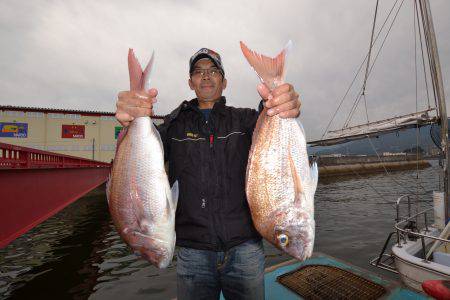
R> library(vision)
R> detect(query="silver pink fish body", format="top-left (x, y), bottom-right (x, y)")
top-left (107, 49), bottom-right (178, 268)
top-left (241, 41), bottom-right (318, 261)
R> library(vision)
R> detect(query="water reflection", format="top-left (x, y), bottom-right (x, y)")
top-left (0, 163), bottom-right (442, 299)
top-left (0, 188), bottom-right (111, 299)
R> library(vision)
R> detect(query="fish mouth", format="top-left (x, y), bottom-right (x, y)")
top-left (287, 241), bottom-right (313, 261)
top-left (125, 230), bottom-right (173, 268)
top-left (140, 248), bottom-right (171, 268)
top-left (135, 241), bottom-right (173, 268)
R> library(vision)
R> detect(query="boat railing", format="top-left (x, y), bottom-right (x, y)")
top-left (370, 193), bottom-right (449, 272)
top-left (394, 194), bottom-right (449, 262)
top-left (0, 142), bottom-right (111, 169)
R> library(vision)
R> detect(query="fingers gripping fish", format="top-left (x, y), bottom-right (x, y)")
top-left (107, 49), bottom-right (178, 268)
top-left (240, 41), bottom-right (318, 261)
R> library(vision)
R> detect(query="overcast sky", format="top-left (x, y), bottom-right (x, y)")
top-left (0, 0), bottom-right (448, 139)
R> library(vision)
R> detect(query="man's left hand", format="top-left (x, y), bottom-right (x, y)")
top-left (257, 83), bottom-right (301, 118)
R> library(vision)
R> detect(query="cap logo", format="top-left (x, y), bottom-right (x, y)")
top-left (195, 48), bottom-right (220, 60)
top-left (189, 48), bottom-right (224, 75)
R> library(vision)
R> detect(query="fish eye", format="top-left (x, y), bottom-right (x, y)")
top-left (277, 234), bottom-right (289, 247)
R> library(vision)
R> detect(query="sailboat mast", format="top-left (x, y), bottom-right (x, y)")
top-left (419, 0), bottom-right (449, 221)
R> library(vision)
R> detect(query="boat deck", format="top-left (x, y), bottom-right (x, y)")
top-left (261, 252), bottom-right (427, 300)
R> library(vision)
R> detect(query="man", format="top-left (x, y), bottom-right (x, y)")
top-left (115, 48), bottom-right (301, 299)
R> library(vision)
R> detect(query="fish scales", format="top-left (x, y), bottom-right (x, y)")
top-left (241, 41), bottom-right (318, 261)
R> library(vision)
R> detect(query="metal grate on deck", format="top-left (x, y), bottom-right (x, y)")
top-left (276, 265), bottom-right (387, 300)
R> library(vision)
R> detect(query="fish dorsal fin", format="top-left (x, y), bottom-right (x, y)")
top-left (128, 48), bottom-right (143, 91)
top-left (240, 40), bottom-right (292, 90)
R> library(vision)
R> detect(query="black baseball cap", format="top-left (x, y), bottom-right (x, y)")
top-left (189, 48), bottom-right (224, 76)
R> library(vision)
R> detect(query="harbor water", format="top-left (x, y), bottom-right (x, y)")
top-left (0, 161), bottom-right (441, 299)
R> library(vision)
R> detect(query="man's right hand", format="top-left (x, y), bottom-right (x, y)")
top-left (115, 88), bottom-right (158, 127)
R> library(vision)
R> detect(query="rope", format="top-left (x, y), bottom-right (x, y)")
top-left (361, 0), bottom-right (380, 98)
top-left (366, 136), bottom-right (424, 195)
top-left (343, 0), bottom-right (406, 129)
top-left (321, 0), bottom-right (400, 139)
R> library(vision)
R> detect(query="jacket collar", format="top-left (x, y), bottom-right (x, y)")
top-left (182, 96), bottom-right (227, 116)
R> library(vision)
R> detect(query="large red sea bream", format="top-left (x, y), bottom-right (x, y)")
top-left (241, 41), bottom-right (318, 261)
top-left (107, 49), bottom-right (178, 268)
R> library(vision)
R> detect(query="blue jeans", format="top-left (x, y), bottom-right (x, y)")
top-left (176, 239), bottom-right (265, 300)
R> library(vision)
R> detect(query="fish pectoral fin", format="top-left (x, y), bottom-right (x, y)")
top-left (129, 188), bottom-right (149, 228)
top-left (288, 152), bottom-right (304, 203)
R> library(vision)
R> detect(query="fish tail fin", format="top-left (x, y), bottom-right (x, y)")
top-left (239, 40), bottom-right (292, 89)
top-left (142, 51), bottom-right (155, 91)
top-left (128, 48), bottom-right (143, 91)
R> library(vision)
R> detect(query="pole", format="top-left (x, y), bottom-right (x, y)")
top-left (419, 0), bottom-right (448, 222)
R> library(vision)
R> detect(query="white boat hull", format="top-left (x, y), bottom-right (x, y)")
top-left (393, 227), bottom-right (450, 291)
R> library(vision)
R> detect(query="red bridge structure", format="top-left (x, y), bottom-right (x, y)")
top-left (0, 142), bottom-right (111, 248)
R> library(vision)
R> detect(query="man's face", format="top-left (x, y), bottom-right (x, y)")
top-left (188, 59), bottom-right (227, 106)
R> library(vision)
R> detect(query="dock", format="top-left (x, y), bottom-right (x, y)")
top-left (316, 154), bottom-right (430, 177)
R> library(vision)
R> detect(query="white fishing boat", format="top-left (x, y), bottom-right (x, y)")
top-left (372, 193), bottom-right (450, 292)
top-left (310, 0), bottom-right (450, 293)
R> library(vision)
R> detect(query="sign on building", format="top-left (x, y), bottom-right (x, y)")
top-left (62, 125), bottom-right (85, 138)
top-left (0, 122), bottom-right (28, 138)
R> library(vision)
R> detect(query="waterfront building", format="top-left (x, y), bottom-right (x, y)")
top-left (0, 105), bottom-right (164, 163)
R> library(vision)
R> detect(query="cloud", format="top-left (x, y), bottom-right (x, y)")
top-left (0, 0), bottom-right (448, 139)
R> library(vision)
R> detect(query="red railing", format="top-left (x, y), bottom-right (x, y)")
top-left (0, 142), bottom-right (111, 169)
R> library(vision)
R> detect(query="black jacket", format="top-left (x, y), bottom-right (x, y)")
top-left (158, 96), bottom-right (261, 251)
